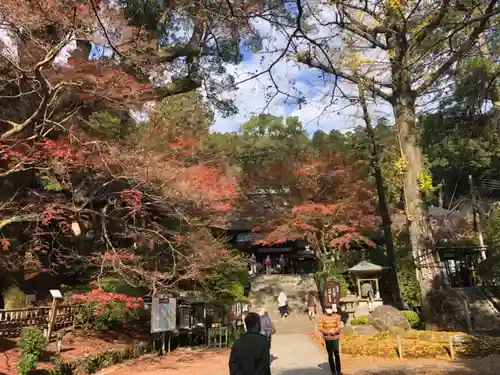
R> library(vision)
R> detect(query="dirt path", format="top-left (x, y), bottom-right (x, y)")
top-left (97, 334), bottom-right (500, 375)
top-left (98, 349), bottom-right (500, 375)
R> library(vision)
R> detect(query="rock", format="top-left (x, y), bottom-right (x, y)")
top-left (342, 325), bottom-right (356, 337)
top-left (367, 305), bottom-right (411, 332)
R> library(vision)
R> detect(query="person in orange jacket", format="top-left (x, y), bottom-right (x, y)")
top-left (317, 305), bottom-right (344, 375)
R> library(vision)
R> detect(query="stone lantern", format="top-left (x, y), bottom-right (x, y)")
top-left (348, 260), bottom-right (387, 315)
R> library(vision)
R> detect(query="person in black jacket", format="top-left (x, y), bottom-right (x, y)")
top-left (229, 312), bottom-right (271, 375)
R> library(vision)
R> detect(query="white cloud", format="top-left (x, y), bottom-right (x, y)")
top-left (211, 6), bottom-right (394, 134)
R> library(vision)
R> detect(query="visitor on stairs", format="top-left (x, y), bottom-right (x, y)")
top-left (278, 255), bottom-right (286, 274)
top-left (250, 254), bottom-right (257, 275)
top-left (265, 255), bottom-right (272, 275)
top-left (307, 291), bottom-right (317, 320)
top-left (278, 292), bottom-right (288, 318)
top-left (259, 308), bottom-right (276, 349)
top-left (241, 307), bottom-right (249, 332)
top-left (229, 312), bottom-right (271, 375)
top-left (317, 305), bottom-right (344, 375)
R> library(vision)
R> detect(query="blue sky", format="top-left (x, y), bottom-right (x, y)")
top-left (210, 14), bottom-right (394, 135)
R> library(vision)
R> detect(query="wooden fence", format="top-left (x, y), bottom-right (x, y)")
top-left (0, 304), bottom-right (77, 338)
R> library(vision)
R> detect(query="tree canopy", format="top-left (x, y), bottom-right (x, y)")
top-left (0, 0), bottom-right (499, 312)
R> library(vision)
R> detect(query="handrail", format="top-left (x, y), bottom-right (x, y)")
top-left (477, 284), bottom-right (500, 315)
top-left (0, 306), bottom-right (51, 312)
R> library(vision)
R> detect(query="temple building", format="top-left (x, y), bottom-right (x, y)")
top-left (212, 219), bottom-right (317, 275)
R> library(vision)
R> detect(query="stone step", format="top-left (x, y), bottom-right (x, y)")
top-left (455, 287), bottom-right (500, 330)
top-left (268, 314), bottom-right (315, 335)
top-left (248, 273), bottom-right (319, 335)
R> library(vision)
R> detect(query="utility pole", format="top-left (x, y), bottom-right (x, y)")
top-left (468, 175), bottom-right (486, 260)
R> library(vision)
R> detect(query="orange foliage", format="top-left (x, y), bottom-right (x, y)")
top-left (261, 153), bottom-right (378, 254)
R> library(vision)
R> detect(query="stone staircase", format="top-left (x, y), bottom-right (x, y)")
top-left (248, 274), bottom-right (319, 334)
top-left (455, 287), bottom-right (500, 331)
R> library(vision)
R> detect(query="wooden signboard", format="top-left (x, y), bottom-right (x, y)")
top-left (151, 297), bottom-right (176, 333)
top-left (322, 280), bottom-right (341, 307)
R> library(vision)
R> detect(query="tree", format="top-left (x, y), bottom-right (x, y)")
top-left (0, 0), bottom-right (256, 296)
top-left (419, 43), bottom-right (500, 200)
top-left (358, 86), bottom-right (403, 308)
top-left (274, 0), bottom-right (500, 317)
top-left (263, 153), bottom-right (378, 269)
top-left (208, 115), bottom-right (311, 213)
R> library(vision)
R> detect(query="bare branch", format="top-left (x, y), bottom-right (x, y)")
top-left (0, 214), bottom-right (39, 232)
top-left (296, 50), bottom-right (393, 102)
top-left (416, 0), bottom-right (500, 94)
top-left (410, 0), bottom-right (451, 47)
top-left (0, 33), bottom-right (74, 139)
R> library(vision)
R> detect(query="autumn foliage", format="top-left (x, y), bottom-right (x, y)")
top-left (260, 153), bottom-right (378, 261)
top-left (0, 0), bottom-right (248, 296)
top-left (71, 283), bottom-right (145, 330)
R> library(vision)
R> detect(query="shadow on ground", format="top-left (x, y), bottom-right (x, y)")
top-left (275, 367), bottom-right (477, 375)
top-left (275, 358), bottom-right (500, 374)
top-left (275, 368), bottom-right (326, 375)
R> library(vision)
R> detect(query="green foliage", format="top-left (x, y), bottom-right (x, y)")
top-left (132, 91), bottom-right (214, 153)
top-left (477, 211), bottom-right (500, 283)
top-left (218, 39), bottom-right (243, 64)
top-left (41, 177), bottom-right (63, 192)
top-left (97, 276), bottom-right (145, 297)
top-left (158, 91), bottom-right (214, 135)
top-left (88, 111), bottom-right (122, 138)
top-left (487, 210), bottom-right (500, 254)
top-left (18, 353), bottom-right (38, 375)
top-left (417, 169), bottom-right (440, 203)
top-left (18, 327), bottom-right (45, 375)
top-left (203, 252), bottom-right (248, 301)
top-left (119, 0), bottom-right (164, 31)
top-left (315, 258), bottom-right (349, 296)
top-left (74, 301), bottom-right (137, 331)
top-left (396, 247), bottom-right (421, 307)
top-left (50, 358), bottom-right (73, 375)
top-left (4, 285), bottom-right (28, 309)
top-left (339, 119), bottom-right (402, 204)
top-left (227, 325), bottom-right (245, 345)
top-left (402, 310), bottom-right (421, 329)
top-left (224, 114), bottom-right (310, 165)
top-left (19, 327), bottom-right (45, 354)
top-left (350, 315), bottom-right (368, 325)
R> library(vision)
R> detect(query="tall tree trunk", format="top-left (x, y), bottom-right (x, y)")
top-left (387, 18), bottom-right (443, 325)
top-left (358, 86), bottom-right (404, 309)
top-left (393, 91), bottom-right (442, 321)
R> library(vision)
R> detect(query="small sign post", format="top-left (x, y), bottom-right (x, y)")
top-left (46, 289), bottom-right (63, 343)
top-left (151, 297), bottom-right (176, 354)
top-left (322, 280), bottom-right (341, 308)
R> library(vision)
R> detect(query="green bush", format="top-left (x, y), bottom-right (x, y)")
top-left (402, 310), bottom-right (421, 328)
top-left (51, 358), bottom-right (73, 375)
top-left (74, 301), bottom-right (139, 331)
top-left (350, 315), bottom-right (368, 325)
top-left (19, 327), bottom-right (45, 355)
top-left (18, 353), bottom-right (39, 375)
top-left (18, 327), bottom-right (46, 375)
